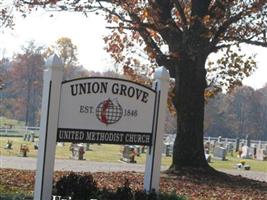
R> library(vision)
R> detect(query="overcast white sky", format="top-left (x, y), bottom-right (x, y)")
top-left (0, 9), bottom-right (266, 89)
top-left (0, 10), bottom-right (113, 71)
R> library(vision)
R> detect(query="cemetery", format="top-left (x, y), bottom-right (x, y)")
top-left (1, 135), bottom-right (267, 171)
top-left (1, 103), bottom-right (267, 199)
top-left (3, 124), bottom-right (267, 166)
top-left (1, 116), bottom-right (267, 170)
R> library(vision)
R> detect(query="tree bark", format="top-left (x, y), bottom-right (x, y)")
top-left (170, 52), bottom-right (209, 169)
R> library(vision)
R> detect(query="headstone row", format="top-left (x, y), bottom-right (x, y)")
top-left (23, 132), bottom-right (35, 142)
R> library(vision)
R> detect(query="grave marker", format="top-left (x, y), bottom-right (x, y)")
top-left (241, 145), bottom-right (254, 159)
top-left (71, 144), bottom-right (85, 160)
top-left (23, 134), bottom-right (27, 141)
top-left (121, 145), bottom-right (136, 163)
top-left (213, 146), bottom-right (226, 160)
top-left (30, 132), bottom-right (35, 142)
top-left (256, 148), bottom-right (267, 161)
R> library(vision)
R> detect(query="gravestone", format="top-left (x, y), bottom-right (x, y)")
top-left (135, 145), bottom-right (141, 156)
top-left (34, 143), bottom-right (38, 150)
top-left (227, 142), bottom-right (234, 156)
top-left (224, 138), bottom-right (228, 148)
top-left (69, 143), bottom-right (76, 157)
top-left (23, 134), bottom-right (27, 141)
top-left (20, 144), bottom-right (29, 157)
top-left (141, 145), bottom-right (146, 153)
top-left (85, 143), bottom-right (91, 151)
top-left (121, 145), bottom-right (136, 163)
top-left (217, 136), bottom-right (222, 143)
top-left (224, 142), bottom-right (229, 151)
top-left (210, 140), bottom-right (216, 153)
top-left (241, 145), bottom-right (254, 159)
top-left (27, 134), bottom-right (31, 142)
top-left (163, 143), bottom-right (172, 157)
top-left (205, 153), bottom-right (211, 163)
top-left (258, 141), bottom-right (262, 149)
top-left (256, 148), bottom-right (267, 161)
top-left (30, 132), bottom-right (35, 142)
top-left (164, 134), bottom-right (175, 145)
top-left (251, 143), bottom-right (257, 148)
top-left (208, 136), bottom-right (211, 143)
top-left (71, 144), bottom-right (85, 160)
top-left (240, 142), bottom-right (245, 148)
top-left (252, 146), bottom-right (257, 159)
top-left (204, 141), bottom-right (210, 154)
top-left (213, 146), bottom-right (226, 160)
top-left (217, 136), bottom-right (224, 147)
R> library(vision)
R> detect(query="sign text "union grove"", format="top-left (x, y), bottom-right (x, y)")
top-left (70, 81), bottom-right (149, 103)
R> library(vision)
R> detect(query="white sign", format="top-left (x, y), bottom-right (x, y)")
top-left (57, 78), bottom-right (156, 145)
top-left (34, 55), bottom-right (170, 200)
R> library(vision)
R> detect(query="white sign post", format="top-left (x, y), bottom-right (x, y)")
top-left (144, 67), bottom-right (170, 192)
top-left (33, 55), bottom-right (170, 199)
top-left (34, 55), bottom-right (63, 200)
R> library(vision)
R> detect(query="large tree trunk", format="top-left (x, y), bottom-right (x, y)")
top-left (170, 53), bottom-right (209, 169)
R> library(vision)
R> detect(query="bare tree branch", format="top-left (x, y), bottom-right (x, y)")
top-left (210, 13), bottom-right (244, 49)
top-left (139, 28), bottom-right (176, 77)
top-left (152, 0), bottom-right (183, 34)
top-left (172, 0), bottom-right (187, 27)
top-left (210, 1), bottom-right (267, 50)
top-left (213, 43), bottom-right (235, 51)
top-left (126, 11), bottom-right (176, 77)
top-left (99, 5), bottom-right (160, 32)
top-left (21, 0), bottom-right (55, 6)
top-left (228, 38), bottom-right (267, 47)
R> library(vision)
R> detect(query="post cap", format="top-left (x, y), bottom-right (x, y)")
top-left (46, 54), bottom-right (63, 70)
top-left (154, 67), bottom-right (170, 80)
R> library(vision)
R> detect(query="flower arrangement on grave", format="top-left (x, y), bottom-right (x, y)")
top-left (236, 160), bottom-right (250, 170)
top-left (20, 144), bottom-right (29, 157)
top-left (79, 147), bottom-right (85, 155)
top-left (5, 140), bottom-right (13, 149)
top-left (7, 140), bottom-right (12, 145)
top-left (240, 160), bottom-right (246, 165)
top-left (130, 147), bottom-right (137, 163)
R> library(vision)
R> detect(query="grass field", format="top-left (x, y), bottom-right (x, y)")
top-left (0, 117), bottom-right (25, 128)
top-left (0, 136), bottom-right (267, 172)
top-left (0, 117), bottom-right (39, 137)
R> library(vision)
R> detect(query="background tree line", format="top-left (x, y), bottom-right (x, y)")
top-left (205, 84), bottom-right (267, 140)
top-left (1, 37), bottom-right (266, 140)
top-left (0, 38), bottom-right (117, 127)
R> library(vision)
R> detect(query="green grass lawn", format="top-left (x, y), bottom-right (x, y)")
top-left (0, 117), bottom-right (25, 128)
top-left (1, 137), bottom-right (267, 172)
top-left (0, 137), bottom-right (38, 157)
top-left (209, 156), bottom-right (267, 171)
top-left (0, 117), bottom-right (39, 137)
